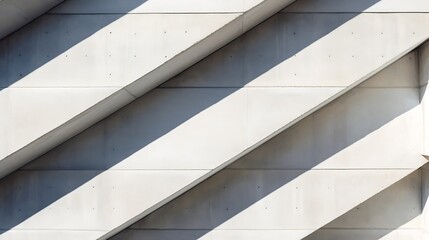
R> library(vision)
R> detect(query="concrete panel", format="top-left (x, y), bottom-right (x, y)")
top-left (109, 54), bottom-right (425, 239)
top-left (1, 2), bottom-right (428, 239)
top-left (420, 42), bottom-right (429, 157)
top-left (2, 3), bottom-right (427, 174)
top-left (0, 170), bottom-right (208, 231)
top-left (0, 89), bottom-right (135, 179)
top-left (0, 0), bottom-right (64, 39)
top-left (245, 13), bottom-right (428, 87)
top-left (163, 13), bottom-right (429, 88)
top-left (112, 229), bottom-right (313, 240)
top-left (324, 171), bottom-right (422, 229)
top-left (0, 0), bottom-right (302, 181)
top-left (0, 14), bottom-right (239, 88)
top-left (0, 87), bottom-right (123, 159)
top-left (422, 166), bottom-right (429, 236)
top-left (112, 166), bottom-right (424, 240)
top-left (23, 88), bottom-right (247, 170)
top-left (160, 37), bottom-right (246, 88)
top-left (304, 229), bottom-right (423, 240)
top-left (283, 0), bottom-right (429, 13)
top-left (246, 87), bottom-right (342, 145)
top-left (230, 87), bottom-right (424, 170)
top-left (112, 229), bottom-right (424, 240)
top-left (10, 71), bottom-right (423, 239)
top-left (421, 41), bottom-right (429, 87)
top-left (50, 0), bottom-right (429, 21)
top-left (22, 86), bottom-right (341, 170)
top-left (359, 51), bottom-right (418, 88)
top-left (0, 230), bottom-right (104, 240)
top-left (129, 170), bottom-right (414, 231)
top-left (1, 0), bottom-right (427, 192)
top-left (304, 169), bottom-right (424, 240)
top-left (421, 85), bottom-right (428, 157)
top-left (0, 12), bottom-right (239, 177)
top-left (51, 0), bottom-right (262, 13)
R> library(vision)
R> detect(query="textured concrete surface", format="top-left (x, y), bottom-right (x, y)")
top-left (0, 0), bottom-right (300, 181)
top-left (109, 53), bottom-right (426, 239)
top-left (306, 171), bottom-right (423, 240)
top-left (1, 1), bottom-right (428, 239)
top-left (114, 172), bottom-right (425, 240)
top-left (422, 164), bottom-right (429, 238)
top-left (2, 0), bottom-right (429, 183)
top-left (0, 49), bottom-right (424, 239)
top-left (420, 41), bottom-right (429, 157)
top-left (0, 0), bottom-right (64, 39)
top-left (283, 0), bottom-right (429, 13)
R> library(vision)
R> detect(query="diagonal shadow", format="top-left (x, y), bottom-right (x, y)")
top-left (0, 0), bottom-right (149, 88)
top-left (107, 73), bottom-right (421, 239)
top-left (303, 169), bottom-right (423, 240)
top-left (0, 0), bottom-right (387, 235)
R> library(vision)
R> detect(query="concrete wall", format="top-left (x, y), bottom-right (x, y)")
top-left (421, 41), bottom-right (429, 157)
top-left (0, 0), bottom-right (242, 178)
top-left (0, 0), bottom-right (309, 180)
top-left (110, 49), bottom-right (426, 239)
top-left (420, 41), bottom-right (429, 240)
top-left (0, 0), bottom-right (428, 239)
top-left (306, 171), bottom-right (423, 240)
top-left (0, 0), bottom-right (65, 40)
top-left (1, 0), bottom-right (429, 182)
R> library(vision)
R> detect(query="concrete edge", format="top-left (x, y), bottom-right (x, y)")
top-left (0, 0), bottom-right (297, 179)
top-left (99, 33), bottom-right (429, 240)
top-left (0, 0), bottom-right (65, 40)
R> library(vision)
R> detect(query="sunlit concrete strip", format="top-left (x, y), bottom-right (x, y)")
top-left (110, 56), bottom-right (427, 239)
top-left (0, 0), bottom-right (65, 39)
top-left (306, 171), bottom-right (424, 240)
top-left (0, 0), bottom-right (300, 179)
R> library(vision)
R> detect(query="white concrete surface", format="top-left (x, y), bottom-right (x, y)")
top-left (0, 0), bottom-right (64, 39)
top-left (1, 1), bottom-right (428, 239)
top-left (420, 41), bottom-right (429, 157)
top-left (2, 0), bottom-right (429, 184)
top-left (319, 171), bottom-right (422, 227)
top-left (283, 0), bottom-right (429, 13)
top-left (114, 172), bottom-right (424, 240)
top-left (110, 66), bottom-right (426, 239)
top-left (0, 0), bottom-right (300, 181)
top-left (422, 164), bottom-right (429, 238)
top-left (1, 48), bottom-right (424, 239)
top-left (50, 0), bottom-right (263, 13)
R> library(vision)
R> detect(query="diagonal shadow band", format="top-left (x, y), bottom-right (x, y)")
top-left (0, 0), bottom-right (400, 236)
top-left (108, 76), bottom-right (422, 239)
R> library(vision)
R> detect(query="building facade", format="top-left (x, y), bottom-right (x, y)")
top-left (0, 0), bottom-right (428, 239)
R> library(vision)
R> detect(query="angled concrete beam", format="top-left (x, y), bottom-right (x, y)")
top-left (0, 0), bottom-right (298, 180)
top-left (0, 0), bottom-right (65, 39)
top-left (111, 54), bottom-right (426, 239)
top-left (307, 171), bottom-right (423, 240)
